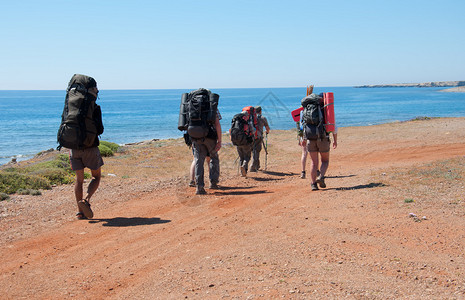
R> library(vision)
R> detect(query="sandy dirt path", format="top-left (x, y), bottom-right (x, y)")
top-left (1, 118), bottom-right (464, 299)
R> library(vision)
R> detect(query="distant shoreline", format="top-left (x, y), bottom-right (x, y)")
top-left (1, 116), bottom-right (460, 168)
top-left (440, 86), bottom-right (465, 93)
top-left (355, 80), bottom-right (465, 89)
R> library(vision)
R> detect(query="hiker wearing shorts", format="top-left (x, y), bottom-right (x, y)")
top-left (250, 106), bottom-right (270, 172)
top-left (307, 128), bottom-right (337, 191)
top-left (298, 136), bottom-right (308, 179)
top-left (299, 93), bottom-right (337, 190)
top-left (58, 74), bottom-right (104, 219)
top-left (71, 93), bottom-right (103, 219)
top-left (297, 109), bottom-right (309, 179)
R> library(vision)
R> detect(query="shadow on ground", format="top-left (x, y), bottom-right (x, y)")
top-left (214, 190), bottom-right (269, 196)
top-left (328, 182), bottom-right (387, 191)
top-left (261, 171), bottom-right (295, 177)
top-left (89, 217), bottom-right (171, 227)
top-left (326, 174), bottom-right (357, 179)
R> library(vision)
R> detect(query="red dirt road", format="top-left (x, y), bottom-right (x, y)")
top-left (1, 118), bottom-right (464, 299)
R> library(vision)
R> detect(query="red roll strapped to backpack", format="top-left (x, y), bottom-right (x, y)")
top-left (323, 92), bottom-right (335, 133)
top-left (291, 106), bottom-right (304, 122)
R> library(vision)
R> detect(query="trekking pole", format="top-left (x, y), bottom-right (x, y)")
top-left (264, 133), bottom-right (268, 170)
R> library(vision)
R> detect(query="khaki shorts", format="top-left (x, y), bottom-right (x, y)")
top-left (306, 137), bottom-right (330, 153)
top-left (70, 147), bottom-right (104, 171)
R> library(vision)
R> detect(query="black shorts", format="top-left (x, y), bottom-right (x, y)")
top-left (70, 147), bottom-right (104, 170)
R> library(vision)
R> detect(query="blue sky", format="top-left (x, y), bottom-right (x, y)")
top-left (1, 0), bottom-right (464, 90)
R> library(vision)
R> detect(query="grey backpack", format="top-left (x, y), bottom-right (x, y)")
top-left (301, 94), bottom-right (326, 140)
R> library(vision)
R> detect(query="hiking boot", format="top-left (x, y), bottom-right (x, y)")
top-left (209, 182), bottom-right (219, 189)
top-left (311, 183), bottom-right (319, 191)
top-left (300, 171), bottom-right (306, 179)
top-left (250, 168), bottom-right (257, 172)
top-left (316, 175), bottom-right (326, 188)
top-left (240, 166), bottom-right (247, 177)
top-left (196, 187), bottom-right (207, 195)
top-left (188, 180), bottom-right (196, 187)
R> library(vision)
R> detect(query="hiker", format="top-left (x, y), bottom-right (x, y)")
top-left (300, 93), bottom-right (337, 190)
top-left (178, 88), bottom-right (221, 195)
top-left (297, 114), bottom-right (308, 179)
top-left (250, 106), bottom-right (270, 172)
top-left (184, 133), bottom-right (211, 187)
top-left (230, 109), bottom-right (255, 177)
top-left (297, 108), bottom-right (320, 179)
top-left (57, 74), bottom-right (104, 219)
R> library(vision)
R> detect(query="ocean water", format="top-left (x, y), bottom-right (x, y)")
top-left (1, 87), bottom-right (465, 165)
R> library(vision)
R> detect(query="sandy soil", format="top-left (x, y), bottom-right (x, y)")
top-left (1, 118), bottom-right (464, 299)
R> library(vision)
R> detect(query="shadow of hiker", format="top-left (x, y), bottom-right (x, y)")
top-left (214, 190), bottom-right (269, 196)
top-left (89, 217), bottom-right (171, 227)
top-left (326, 174), bottom-right (357, 179)
top-left (215, 185), bottom-right (256, 191)
top-left (328, 182), bottom-right (387, 191)
top-left (251, 177), bottom-right (284, 182)
top-left (261, 170), bottom-right (295, 177)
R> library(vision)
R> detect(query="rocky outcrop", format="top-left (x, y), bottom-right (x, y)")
top-left (356, 81), bottom-right (465, 88)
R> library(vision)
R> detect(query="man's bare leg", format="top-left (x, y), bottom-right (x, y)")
top-left (84, 168), bottom-right (101, 202)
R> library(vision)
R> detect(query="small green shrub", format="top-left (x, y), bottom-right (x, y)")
top-left (0, 193), bottom-right (9, 201)
top-left (411, 116), bottom-right (432, 121)
top-left (31, 168), bottom-right (74, 185)
top-left (0, 153), bottom-right (75, 194)
top-left (100, 141), bottom-right (120, 152)
top-left (17, 188), bottom-right (30, 195)
top-left (98, 144), bottom-right (114, 157)
top-left (30, 189), bottom-right (42, 196)
top-left (21, 154), bottom-right (74, 185)
top-left (17, 188), bottom-right (42, 196)
top-left (404, 198), bottom-right (414, 203)
top-left (0, 172), bottom-right (51, 194)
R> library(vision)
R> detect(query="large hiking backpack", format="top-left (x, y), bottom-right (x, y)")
top-left (179, 88), bottom-right (219, 139)
top-left (230, 112), bottom-right (253, 146)
top-left (301, 93), bottom-right (326, 140)
top-left (57, 74), bottom-right (103, 150)
top-left (242, 106), bottom-right (258, 138)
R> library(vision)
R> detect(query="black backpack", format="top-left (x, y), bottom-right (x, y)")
top-left (230, 112), bottom-right (253, 146)
top-left (301, 94), bottom-right (326, 140)
top-left (57, 74), bottom-right (103, 150)
top-left (180, 88), bottom-right (219, 139)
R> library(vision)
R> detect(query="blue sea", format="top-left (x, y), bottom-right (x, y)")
top-left (1, 87), bottom-right (465, 166)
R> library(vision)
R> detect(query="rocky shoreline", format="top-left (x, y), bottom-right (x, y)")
top-left (355, 80), bottom-right (465, 88)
